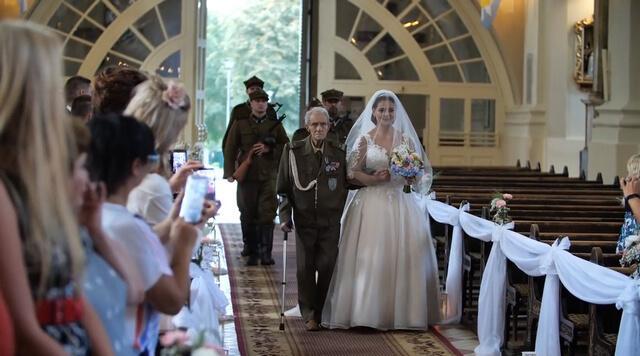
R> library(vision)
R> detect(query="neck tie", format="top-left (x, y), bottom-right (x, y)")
top-left (315, 150), bottom-right (323, 167)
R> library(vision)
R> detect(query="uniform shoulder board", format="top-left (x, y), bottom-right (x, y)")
top-left (290, 140), bottom-right (305, 149)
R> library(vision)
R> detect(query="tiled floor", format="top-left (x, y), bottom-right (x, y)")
top-left (209, 169), bottom-right (480, 355)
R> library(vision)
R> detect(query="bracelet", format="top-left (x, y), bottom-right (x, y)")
top-left (625, 193), bottom-right (640, 207)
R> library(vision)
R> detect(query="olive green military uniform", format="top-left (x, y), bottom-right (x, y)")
top-left (291, 115), bottom-right (354, 145)
top-left (276, 137), bottom-right (348, 323)
top-left (221, 101), bottom-right (277, 151)
top-left (224, 105), bottom-right (289, 265)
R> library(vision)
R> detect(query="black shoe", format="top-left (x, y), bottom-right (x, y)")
top-left (261, 257), bottom-right (275, 265)
top-left (246, 256), bottom-right (259, 266)
top-left (240, 246), bottom-right (249, 257)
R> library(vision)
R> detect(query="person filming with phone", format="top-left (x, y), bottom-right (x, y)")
top-left (123, 76), bottom-right (227, 344)
top-left (224, 88), bottom-right (289, 266)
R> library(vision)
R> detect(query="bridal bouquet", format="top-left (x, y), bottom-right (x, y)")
top-left (390, 143), bottom-right (424, 193)
top-left (620, 234), bottom-right (640, 277)
top-left (490, 192), bottom-right (513, 225)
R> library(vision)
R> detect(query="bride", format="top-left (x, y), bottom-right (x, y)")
top-left (321, 90), bottom-right (440, 330)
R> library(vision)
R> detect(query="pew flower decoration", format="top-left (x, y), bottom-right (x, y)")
top-left (490, 192), bottom-right (513, 225)
top-left (620, 234), bottom-right (640, 278)
top-left (390, 143), bottom-right (424, 193)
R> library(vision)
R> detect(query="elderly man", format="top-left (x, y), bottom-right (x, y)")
top-left (277, 107), bottom-right (348, 331)
top-left (292, 89), bottom-right (353, 146)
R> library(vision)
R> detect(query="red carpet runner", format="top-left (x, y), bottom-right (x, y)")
top-left (219, 223), bottom-right (461, 355)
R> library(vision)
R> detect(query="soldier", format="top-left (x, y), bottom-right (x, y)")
top-left (221, 75), bottom-right (277, 151)
top-left (291, 89), bottom-right (354, 146)
top-left (224, 88), bottom-right (289, 266)
top-left (277, 107), bottom-right (348, 331)
top-left (222, 75), bottom-right (277, 257)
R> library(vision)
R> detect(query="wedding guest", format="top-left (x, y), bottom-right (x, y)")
top-left (71, 95), bottom-right (93, 123)
top-left (92, 66), bottom-right (147, 115)
top-left (65, 75), bottom-right (91, 112)
top-left (71, 119), bottom-right (142, 355)
top-left (0, 291), bottom-right (14, 356)
top-left (86, 114), bottom-right (198, 355)
top-left (123, 76), bottom-right (227, 343)
top-left (125, 75), bottom-right (207, 227)
top-left (0, 20), bottom-right (111, 355)
top-left (277, 107), bottom-right (348, 331)
top-left (617, 154), bottom-right (640, 253)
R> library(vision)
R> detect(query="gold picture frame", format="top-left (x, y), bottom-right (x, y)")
top-left (574, 16), bottom-right (595, 88)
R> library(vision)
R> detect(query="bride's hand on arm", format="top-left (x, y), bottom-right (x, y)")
top-left (374, 170), bottom-right (391, 183)
top-left (351, 170), bottom-right (389, 186)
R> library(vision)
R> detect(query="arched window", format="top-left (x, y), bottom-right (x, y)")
top-left (28, 0), bottom-right (207, 147)
top-left (318, 0), bottom-right (513, 165)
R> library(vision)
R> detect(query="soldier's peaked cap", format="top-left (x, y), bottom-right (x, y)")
top-left (321, 89), bottom-right (343, 101)
top-left (249, 88), bottom-right (269, 101)
top-left (243, 75), bottom-right (264, 89)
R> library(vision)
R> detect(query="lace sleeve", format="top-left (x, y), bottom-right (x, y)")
top-left (347, 135), bottom-right (368, 180)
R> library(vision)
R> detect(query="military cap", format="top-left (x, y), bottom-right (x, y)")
top-left (321, 89), bottom-right (343, 101)
top-left (306, 97), bottom-right (323, 110)
top-left (243, 75), bottom-right (264, 89)
top-left (249, 88), bottom-right (269, 101)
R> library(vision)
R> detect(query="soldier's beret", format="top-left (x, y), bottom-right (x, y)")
top-left (249, 88), bottom-right (269, 101)
top-left (243, 76), bottom-right (264, 89)
top-left (321, 89), bottom-right (343, 101)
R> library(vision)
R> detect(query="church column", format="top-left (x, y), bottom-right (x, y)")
top-left (502, 0), bottom-right (546, 168)
top-left (588, 0), bottom-right (640, 182)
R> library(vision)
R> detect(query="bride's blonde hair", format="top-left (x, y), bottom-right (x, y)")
top-left (0, 20), bottom-right (83, 294)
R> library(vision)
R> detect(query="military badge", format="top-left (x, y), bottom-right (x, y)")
top-left (325, 158), bottom-right (340, 176)
top-left (328, 177), bottom-right (337, 191)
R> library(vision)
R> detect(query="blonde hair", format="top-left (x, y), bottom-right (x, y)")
top-left (0, 20), bottom-right (83, 294)
top-left (124, 75), bottom-right (190, 175)
top-left (627, 154), bottom-right (640, 178)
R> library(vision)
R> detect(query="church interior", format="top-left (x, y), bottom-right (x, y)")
top-left (0, 0), bottom-right (639, 355)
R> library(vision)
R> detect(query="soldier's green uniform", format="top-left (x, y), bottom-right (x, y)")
top-left (222, 101), bottom-right (277, 150)
top-left (276, 137), bottom-right (348, 324)
top-left (221, 76), bottom-right (277, 151)
top-left (224, 89), bottom-right (289, 265)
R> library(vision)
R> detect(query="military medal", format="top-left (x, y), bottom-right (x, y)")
top-left (328, 177), bottom-right (337, 191)
top-left (324, 158), bottom-right (340, 191)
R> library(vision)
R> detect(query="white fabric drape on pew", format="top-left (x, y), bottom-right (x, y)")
top-left (425, 194), bottom-right (469, 324)
top-left (424, 197), bottom-right (640, 356)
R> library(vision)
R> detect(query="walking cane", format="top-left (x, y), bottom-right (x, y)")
top-left (279, 224), bottom-right (290, 331)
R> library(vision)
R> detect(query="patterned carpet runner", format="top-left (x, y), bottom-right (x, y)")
top-left (219, 223), bottom-right (461, 355)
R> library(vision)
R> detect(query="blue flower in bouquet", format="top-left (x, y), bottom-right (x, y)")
top-left (390, 143), bottom-right (424, 193)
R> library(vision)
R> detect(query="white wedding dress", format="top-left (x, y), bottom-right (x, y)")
top-left (321, 134), bottom-right (441, 330)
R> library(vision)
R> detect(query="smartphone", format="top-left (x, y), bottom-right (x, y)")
top-left (179, 175), bottom-right (208, 224)
top-left (170, 149), bottom-right (188, 174)
top-left (193, 168), bottom-right (216, 201)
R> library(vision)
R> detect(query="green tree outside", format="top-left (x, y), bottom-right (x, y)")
top-left (205, 0), bottom-right (302, 165)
